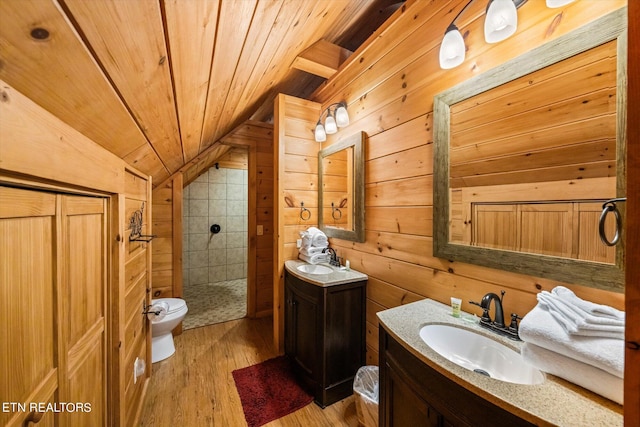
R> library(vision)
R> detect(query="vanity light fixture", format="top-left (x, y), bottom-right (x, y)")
top-left (439, 0), bottom-right (531, 69)
top-left (314, 102), bottom-right (350, 142)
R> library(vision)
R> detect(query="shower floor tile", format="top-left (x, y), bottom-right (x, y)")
top-left (182, 279), bottom-right (247, 330)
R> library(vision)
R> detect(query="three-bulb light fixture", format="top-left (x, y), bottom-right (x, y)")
top-left (439, 0), bottom-right (578, 70)
top-left (314, 102), bottom-right (350, 142)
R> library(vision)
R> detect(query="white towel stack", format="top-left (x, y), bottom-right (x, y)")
top-left (521, 343), bottom-right (623, 404)
top-left (537, 287), bottom-right (625, 339)
top-left (519, 286), bottom-right (625, 404)
top-left (298, 227), bottom-right (329, 264)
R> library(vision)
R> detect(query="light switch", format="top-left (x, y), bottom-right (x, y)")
top-left (257, 225), bottom-right (264, 236)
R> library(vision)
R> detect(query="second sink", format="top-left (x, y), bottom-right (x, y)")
top-left (419, 324), bottom-right (545, 385)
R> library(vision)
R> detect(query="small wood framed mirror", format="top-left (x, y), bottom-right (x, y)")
top-left (318, 131), bottom-right (365, 242)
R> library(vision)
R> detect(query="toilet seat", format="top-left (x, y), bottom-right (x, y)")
top-left (152, 298), bottom-right (187, 315)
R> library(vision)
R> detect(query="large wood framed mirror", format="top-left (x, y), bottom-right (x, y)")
top-left (318, 131), bottom-right (365, 242)
top-left (433, 9), bottom-right (626, 292)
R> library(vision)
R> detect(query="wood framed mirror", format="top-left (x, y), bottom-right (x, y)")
top-left (433, 9), bottom-right (627, 292)
top-left (318, 131), bottom-right (365, 242)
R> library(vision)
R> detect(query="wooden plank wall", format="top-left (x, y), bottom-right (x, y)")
top-left (307, 0), bottom-right (626, 365)
top-left (250, 127), bottom-right (276, 317)
top-left (0, 81), bottom-right (152, 426)
top-left (274, 94), bottom-right (321, 351)
top-left (122, 169), bottom-right (152, 427)
top-left (150, 121), bottom-right (275, 318)
top-left (151, 174), bottom-right (182, 301)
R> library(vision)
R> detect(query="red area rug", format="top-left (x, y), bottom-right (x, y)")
top-left (232, 355), bottom-right (313, 427)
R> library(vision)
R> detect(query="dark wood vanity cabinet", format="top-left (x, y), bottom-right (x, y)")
top-left (379, 327), bottom-right (535, 427)
top-left (284, 270), bottom-right (366, 408)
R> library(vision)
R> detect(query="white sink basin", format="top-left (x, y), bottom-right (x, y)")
top-left (296, 264), bottom-right (333, 275)
top-left (419, 324), bottom-right (544, 385)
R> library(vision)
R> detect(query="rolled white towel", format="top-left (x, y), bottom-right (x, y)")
top-left (519, 304), bottom-right (624, 378)
top-left (300, 236), bottom-right (328, 250)
top-left (298, 253), bottom-right (330, 265)
top-left (537, 292), bottom-right (625, 339)
top-left (299, 246), bottom-right (326, 256)
top-left (521, 343), bottom-right (623, 405)
top-left (300, 227), bottom-right (329, 249)
top-left (306, 226), bottom-right (324, 236)
top-left (312, 233), bottom-right (328, 248)
top-left (552, 286), bottom-right (625, 321)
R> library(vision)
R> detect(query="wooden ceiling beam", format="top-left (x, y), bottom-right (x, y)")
top-left (291, 39), bottom-right (352, 79)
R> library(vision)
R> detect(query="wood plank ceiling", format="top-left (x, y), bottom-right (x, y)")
top-left (0, 0), bottom-right (402, 185)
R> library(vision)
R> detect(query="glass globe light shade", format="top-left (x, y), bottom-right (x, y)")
top-left (439, 26), bottom-right (465, 69)
top-left (484, 0), bottom-right (518, 43)
top-left (314, 122), bottom-right (326, 142)
top-left (324, 114), bottom-right (338, 134)
top-left (335, 104), bottom-right (350, 127)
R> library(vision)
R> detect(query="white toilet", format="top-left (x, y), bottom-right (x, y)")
top-left (150, 298), bottom-right (188, 363)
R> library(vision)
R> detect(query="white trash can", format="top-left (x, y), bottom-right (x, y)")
top-left (353, 366), bottom-right (379, 427)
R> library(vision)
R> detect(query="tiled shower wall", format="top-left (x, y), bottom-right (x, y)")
top-left (183, 166), bottom-right (248, 286)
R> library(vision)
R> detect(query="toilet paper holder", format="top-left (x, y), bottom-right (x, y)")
top-left (142, 301), bottom-right (165, 317)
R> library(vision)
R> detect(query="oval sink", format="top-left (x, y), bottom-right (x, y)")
top-left (296, 264), bottom-right (333, 275)
top-left (419, 324), bottom-right (544, 385)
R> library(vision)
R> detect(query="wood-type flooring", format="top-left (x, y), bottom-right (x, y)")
top-left (140, 316), bottom-right (360, 426)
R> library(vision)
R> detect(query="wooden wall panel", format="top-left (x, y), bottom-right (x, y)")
top-left (309, 1), bottom-right (627, 365)
top-left (0, 80), bottom-right (124, 194)
top-left (122, 168), bottom-right (151, 427)
top-left (151, 176), bottom-right (181, 300)
top-left (251, 125), bottom-right (275, 318)
top-left (274, 94), bottom-right (321, 351)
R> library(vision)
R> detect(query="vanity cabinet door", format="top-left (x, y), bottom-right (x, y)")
top-left (284, 278), bottom-right (320, 381)
top-left (385, 363), bottom-right (442, 427)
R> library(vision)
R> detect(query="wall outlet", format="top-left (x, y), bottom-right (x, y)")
top-left (133, 357), bottom-right (146, 384)
top-left (296, 239), bottom-right (302, 248)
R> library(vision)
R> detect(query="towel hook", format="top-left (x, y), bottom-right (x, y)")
top-left (129, 201), bottom-right (157, 242)
top-left (299, 201), bottom-right (311, 221)
top-left (599, 198), bottom-right (626, 246)
top-left (331, 202), bottom-right (342, 220)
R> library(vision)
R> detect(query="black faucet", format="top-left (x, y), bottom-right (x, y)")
top-left (322, 247), bottom-right (340, 267)
top-left (470, 290), bottom-right (521, 340)
top-left (481, 292), bottom-right (505, 328)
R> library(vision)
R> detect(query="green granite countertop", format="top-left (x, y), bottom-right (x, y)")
top-left (377, 299), bottom-right (623, 427)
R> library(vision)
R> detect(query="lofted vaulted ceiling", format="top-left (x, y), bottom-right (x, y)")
top-left (0, 0), bottom-right (402, 186)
